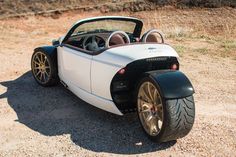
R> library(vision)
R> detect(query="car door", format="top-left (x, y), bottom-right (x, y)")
top-left (57, 45), bottom-right (92, 93)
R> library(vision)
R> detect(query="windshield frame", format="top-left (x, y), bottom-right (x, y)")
top-left (62, 16), bottom-right (143, 43)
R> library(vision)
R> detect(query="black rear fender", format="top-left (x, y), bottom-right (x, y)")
top-left (147, 70), bottom-right (194, 99)
top-left (110, 57), bottom-right (179, 113)
top-left (34, 46), bottom-right (57, 58)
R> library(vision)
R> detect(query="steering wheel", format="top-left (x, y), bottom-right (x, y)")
top-left (141, 29), bottom-right (165, 43)
top-left (106, 31), bottom-right (130, 48)
top-left (83, 35), bottom-right (105, 51)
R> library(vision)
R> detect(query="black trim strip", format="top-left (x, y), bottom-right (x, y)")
top-left (61, 44), bottom-right (107, 56)
top-left (61, 42), bottom-right (173, 56)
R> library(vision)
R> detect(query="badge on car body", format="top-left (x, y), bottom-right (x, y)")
top-left (148, 47), bottom-right (158, 53)
top-left (148, 47), bottom-right (156, 50)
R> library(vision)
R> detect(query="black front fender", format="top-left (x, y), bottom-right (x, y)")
top-left (147, 70), bottom-right (194, 99)
top-left (34, 46), bottom-right (57, 57)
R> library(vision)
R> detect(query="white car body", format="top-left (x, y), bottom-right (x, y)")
top-left (31, 16), bottom-right (195, 142)
top-left (57, 36), bottom-right (178, 115)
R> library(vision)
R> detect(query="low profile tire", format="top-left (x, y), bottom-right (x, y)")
top-left (31, 49), bottom-right (59, 87)
top-left (136, 77), bottom-right (195, 142)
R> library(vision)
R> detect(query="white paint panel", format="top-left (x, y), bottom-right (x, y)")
top-left (62, 76), bottom-right (123, 115)
top-left (96, 44), bottom-right (179, 67)
top-left (57, 43), bottom-right (180, 115)
top-left (58, 46), bottom-right (92, 92)
top-left (58, 47), bottom-right (122, 115)
top-left (91, 59), bottom-right (121, 100)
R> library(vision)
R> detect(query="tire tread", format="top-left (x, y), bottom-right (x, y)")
top-left (159, 96), bottom-right (195, 142)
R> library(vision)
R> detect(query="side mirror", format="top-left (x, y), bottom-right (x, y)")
top-left (52, 39), bottom-right (60, 46)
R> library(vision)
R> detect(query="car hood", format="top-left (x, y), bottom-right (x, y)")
top-left (92, 43), bottom-right (179, 68)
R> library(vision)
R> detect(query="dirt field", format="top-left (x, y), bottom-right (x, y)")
top-left (1, 0), bottom-right (235, 18)
top-left (0, 8), bottom-right (236, 156)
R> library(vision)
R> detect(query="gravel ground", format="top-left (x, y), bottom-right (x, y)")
top-left (0, 8), bottom-right (236, 157)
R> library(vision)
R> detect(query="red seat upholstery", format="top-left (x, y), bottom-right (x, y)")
top-left (146, 34), bottom-right (159, 43)
top-left (109, 34), bottom-right (125, 46)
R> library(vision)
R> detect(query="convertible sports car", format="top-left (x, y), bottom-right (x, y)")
top-left (31, 16), bottom-right (195, 142)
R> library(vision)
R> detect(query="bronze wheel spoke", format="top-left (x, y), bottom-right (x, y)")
top-left (140, 86), bottom-right (152, 103)
top-left (137, 81), bottom-right (163, 136)
top-left (147, 82), bottom-right (154, 102)
top-left (153, 89), bottom-right (158, 103)
top-left (139, 98), bottom-right (150, 106)
top-left (34, 61), bottom-right (40, 66)
top-left (32, 51), bottom-right (51, 84)
top-left (139, 108), bottom-right (151, 113)
top-left (43, 56), bottom-right (47, 64)
top-left (36, 70), bottom-right (41, 76)
top-left (157, 120), bottom-right (163, 130)
top-left (146, 114), bottom-right (153, 122)
top-left (45, 71), bottom-right (49, 77)
top-left (149, 117), bottom-right (158, 135)
top-left (40, 53), bottom-right (43, 62)
top-left (39, 72), bottom-right (43, 81)
top-left (36, 55), bottom-right (41, 63)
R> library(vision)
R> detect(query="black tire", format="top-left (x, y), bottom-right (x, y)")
top-left (136, 77), bottom-right (195, 142)
top-left (31, 49), bottom-right (59, 87)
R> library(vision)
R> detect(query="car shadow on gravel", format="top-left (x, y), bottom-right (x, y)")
top-left (0, 71), bottom-right (176, 154)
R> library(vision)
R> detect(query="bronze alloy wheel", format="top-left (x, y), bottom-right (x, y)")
top-left (137, 81), bottom-right (163, 136)
top-left (32, 51), bottom-right (51, 84)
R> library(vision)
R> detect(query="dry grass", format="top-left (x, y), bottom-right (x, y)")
top-left (0, 7), bottom-right (236, 60)
top-left (164, 27), bottom-right (193, 38)
top-left (129, 7), bottom-right (236, 60)
top-left (221, 40), bottom-right (236, 50)
top-left (172, 45), bottom-right (187, 57)
top-left (194, 47), bottom-right (209, 55)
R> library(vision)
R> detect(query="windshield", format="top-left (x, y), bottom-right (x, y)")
top-left (72, 19), bottom-right (137, 36)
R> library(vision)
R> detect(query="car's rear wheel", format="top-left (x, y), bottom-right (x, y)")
top-left (136, 77), bottom-right (195, 142)
top-left (31, 50), bottom-right (58, 86)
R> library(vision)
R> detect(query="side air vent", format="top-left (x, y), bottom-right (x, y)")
top-left (146, 57), bottom-right (168, 62)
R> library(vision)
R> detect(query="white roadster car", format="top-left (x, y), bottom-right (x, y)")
top-left (31, 16), bottom-right (195, 142)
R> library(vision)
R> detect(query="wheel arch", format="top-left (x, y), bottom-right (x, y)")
top-left (33, 46), bottom-right (58, 72)
top-left (146, 70), bottom-right (195, 99)
top-left (32, 46), bottom-right (59, 86)
top-left (34, 46), bottom-right (58, 59)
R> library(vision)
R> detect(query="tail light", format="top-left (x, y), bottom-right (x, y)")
top-left (118, 68), bottom-right (126, 75)
top-left (171, 63), bottom-right (179, 70)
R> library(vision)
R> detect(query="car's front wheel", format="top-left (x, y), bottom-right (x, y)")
top-left (31, 50), bottom-right (59, 86)
top-left (136, 77), bottom-right (195, 142)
